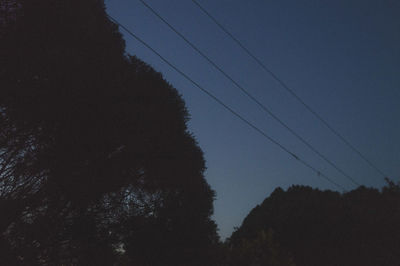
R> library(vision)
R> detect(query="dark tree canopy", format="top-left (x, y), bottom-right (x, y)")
top-left (229, 182), bottom-right (400, 266)
top-left (0, 0), bottom-right (218, 265)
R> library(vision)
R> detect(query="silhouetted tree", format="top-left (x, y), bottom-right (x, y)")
top-left (0, 0), bottom-right (218, 264)
top-left (229, 182), bottom-right (400, 266)
top-left (226, 228), bottom-right (295, 266)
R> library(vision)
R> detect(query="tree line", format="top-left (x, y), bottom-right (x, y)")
top-left (227, 181), bottom-right (400, 266)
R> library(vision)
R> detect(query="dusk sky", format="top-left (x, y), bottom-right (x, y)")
top-left (105, 0), bottom-right (400, 239)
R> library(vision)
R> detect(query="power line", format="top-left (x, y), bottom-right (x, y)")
top-left (190, 0), bottom-right (388, 179)
top-left (107, 14), bottom-right (347, 191)
top-left (137, 0), bottom-right (360, 187)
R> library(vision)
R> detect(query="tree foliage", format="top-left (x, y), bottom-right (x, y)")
top-left (225, 228), bottom-right (295, 266)
top-left (229, 182), bottom-right (400, 266)
top-left (0, 0), bottom-right (218, 264)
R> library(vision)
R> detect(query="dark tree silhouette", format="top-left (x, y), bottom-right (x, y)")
top-left (229, 182), bottom-right (400, 266)
top-left (0, 0), bottom-right (218, 265)
top-left (225, 228), bottom-right (295, 266)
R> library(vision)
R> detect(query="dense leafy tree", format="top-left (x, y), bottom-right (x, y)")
top-left (0, 0), bottom-right (218, 264)
top-left (229, 181), bottom-right (400, 266)
top-left (226, 228), bottom-right (295, 266)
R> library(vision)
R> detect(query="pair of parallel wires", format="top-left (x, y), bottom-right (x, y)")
top-left (107, 0), bottom-right (388, 191)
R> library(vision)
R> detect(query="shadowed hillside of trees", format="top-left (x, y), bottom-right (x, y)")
top-left (228, 180), bottom-right (400, 266)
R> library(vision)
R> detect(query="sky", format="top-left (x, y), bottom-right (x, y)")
top-left (105, 0), bottom-right (400, 239)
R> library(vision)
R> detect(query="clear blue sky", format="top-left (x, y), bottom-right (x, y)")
top-left (105, 0), bottom-right (400, 239)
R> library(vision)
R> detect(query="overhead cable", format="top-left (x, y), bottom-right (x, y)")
top-left (190, 0), bottom-right (388, 179)
top-left (137, 0), bottom-right (360, 186)
top-left (107, 14), bottom-right (347, 191)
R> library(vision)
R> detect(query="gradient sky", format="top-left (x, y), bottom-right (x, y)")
top-left (105, 0), bottom-right (400, 239)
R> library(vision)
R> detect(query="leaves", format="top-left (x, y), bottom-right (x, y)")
top-left (0, 1), bottom-right (218, 264)
top-left (230, 183), bottom-right (400, 266)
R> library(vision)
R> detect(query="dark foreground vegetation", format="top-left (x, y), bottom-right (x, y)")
top-left (227, 182), bottom-right (400, 266)
top-left (1, 0), bottom-right (399, 265)
top-left (0, 0), bottom-right (217, 265)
